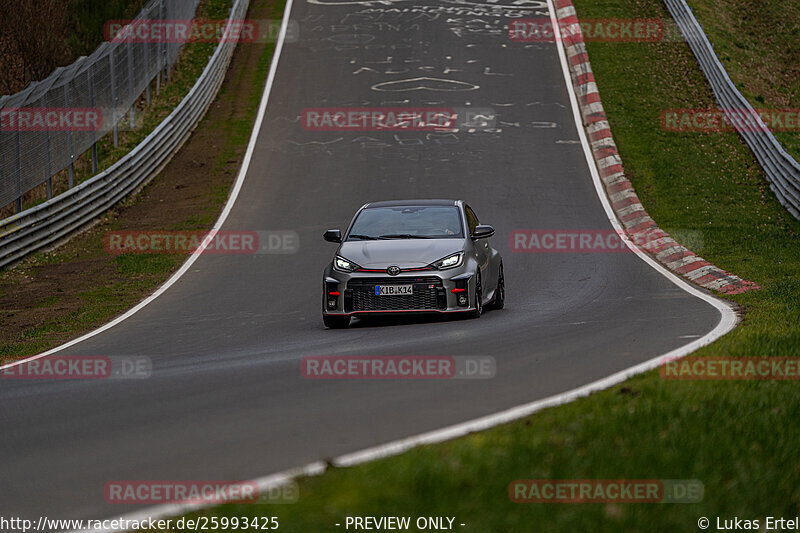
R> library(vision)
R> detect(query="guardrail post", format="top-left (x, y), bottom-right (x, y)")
top-left (109, 51), bottom-right (119, 148)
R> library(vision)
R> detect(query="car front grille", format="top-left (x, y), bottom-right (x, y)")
top-left (345, 277), bottom-right (446, 312)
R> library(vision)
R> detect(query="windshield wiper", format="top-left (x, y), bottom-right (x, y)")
top-left (378, 234), bottom-right (431, 239)
top-left (348, 234), bottom-right (379, 240)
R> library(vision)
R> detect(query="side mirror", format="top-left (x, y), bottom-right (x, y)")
top-left (324, 229), bottom-right (342, 243)
top-left (472, 225), bottom-right (495, 239)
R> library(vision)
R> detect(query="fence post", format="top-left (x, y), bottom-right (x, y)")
top-left (109, 50), bottom-right (119, 148)
top-left (127, 38), bottom-right (135, 129)
top-left (88, 65), bottom-right (98, 173)
top-left (14, 130), bottom-right (22, 213)
top-left (156, 37), bottom-right (162, 96)
top-left (64, 84), bottom-right (75, 188)
top-left (158, 0), bottom-right (169, 81)
top-left (144, 36), bottom-right (152, 106)
top-left (46, 128), bottom-right (52, 200)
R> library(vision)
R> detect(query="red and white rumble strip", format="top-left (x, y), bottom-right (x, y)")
top-left (553, 0), bottom-right (758, 294)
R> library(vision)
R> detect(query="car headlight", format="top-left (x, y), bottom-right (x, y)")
top-left (334, 255), bottom-right (359, 273)
top-left (431, 252), bottom-right (463, 270)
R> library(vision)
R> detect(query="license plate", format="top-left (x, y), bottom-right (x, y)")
top-left (376, 284), bottom-right (413, 296)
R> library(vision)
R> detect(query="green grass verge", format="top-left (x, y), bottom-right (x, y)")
top-left (147, 0), bottom-right (800, 531)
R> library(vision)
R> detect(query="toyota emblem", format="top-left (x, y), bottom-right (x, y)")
top-left (387, 266), bottom-right (401, 276)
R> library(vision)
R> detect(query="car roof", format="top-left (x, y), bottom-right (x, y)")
top-left (363, 199), bottom-right (459, 208)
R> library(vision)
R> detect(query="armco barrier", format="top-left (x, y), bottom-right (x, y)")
top-left (0, 0), bottom-right (251, 270)
top-left (664, 0), bottom-right (800, 221)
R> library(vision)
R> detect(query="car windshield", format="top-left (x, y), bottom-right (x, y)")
top-left (347, 206), bottom-right (464, 240)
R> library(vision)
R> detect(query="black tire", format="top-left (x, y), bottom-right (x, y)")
top-left (323, 315), bottom-right (350, 329)
top-left (490, 263), bottom-right (504, 310)
top-left (469, 272), bottom-right (483, 318)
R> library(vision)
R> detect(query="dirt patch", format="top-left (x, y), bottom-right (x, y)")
top-left (0, 0), bottom-right (278, 361)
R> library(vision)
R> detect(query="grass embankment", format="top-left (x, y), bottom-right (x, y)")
top-left (686, 0), bottom-right (800, 159)
top-left (153, 0), bottom-right (800, 531)
top-left (0, 0), bottom-right (278, 360)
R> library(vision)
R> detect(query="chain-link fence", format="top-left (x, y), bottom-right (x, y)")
top-left (0, 0), bottom-right (254, 269)
top-left (0, 0), bottom-right (200, 211)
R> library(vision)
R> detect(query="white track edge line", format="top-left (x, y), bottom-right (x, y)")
top-left (71, 322), bottom-right (731, 533)
top-left (0, 0), bottom-right (293, 373)
top-left (60, 1), bottom-right (738, 530)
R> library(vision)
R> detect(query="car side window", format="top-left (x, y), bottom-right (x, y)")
top-left (464, 205), bottom-right (479, 235)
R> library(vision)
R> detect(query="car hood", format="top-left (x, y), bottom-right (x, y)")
top-left (338, 239), bottom-right (465, 268)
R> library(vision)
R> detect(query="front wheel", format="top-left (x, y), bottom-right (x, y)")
top-left (323, 315), bottom-right (351, 329)
top-left (489, 263), bottom-right (504, 310)
top-left (469, 272), bottom-right (483, 318)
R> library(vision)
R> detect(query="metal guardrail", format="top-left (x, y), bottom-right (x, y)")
top-left (664, 0), bottom-right (800, 220)
top-left (0, 0), bottom-right (251, 270)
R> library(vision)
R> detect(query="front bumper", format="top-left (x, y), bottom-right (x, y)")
top-left (322, 266), bottom-right (475, 316)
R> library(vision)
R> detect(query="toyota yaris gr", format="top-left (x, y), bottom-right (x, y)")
top-left (321, 199), bottom-right (504, 328)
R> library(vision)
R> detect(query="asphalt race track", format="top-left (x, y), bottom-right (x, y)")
top-left (1, 0), bottom-right (723, 523)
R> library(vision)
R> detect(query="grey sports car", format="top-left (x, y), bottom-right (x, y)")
top-left (322, 199), bottom-right (504, 328)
